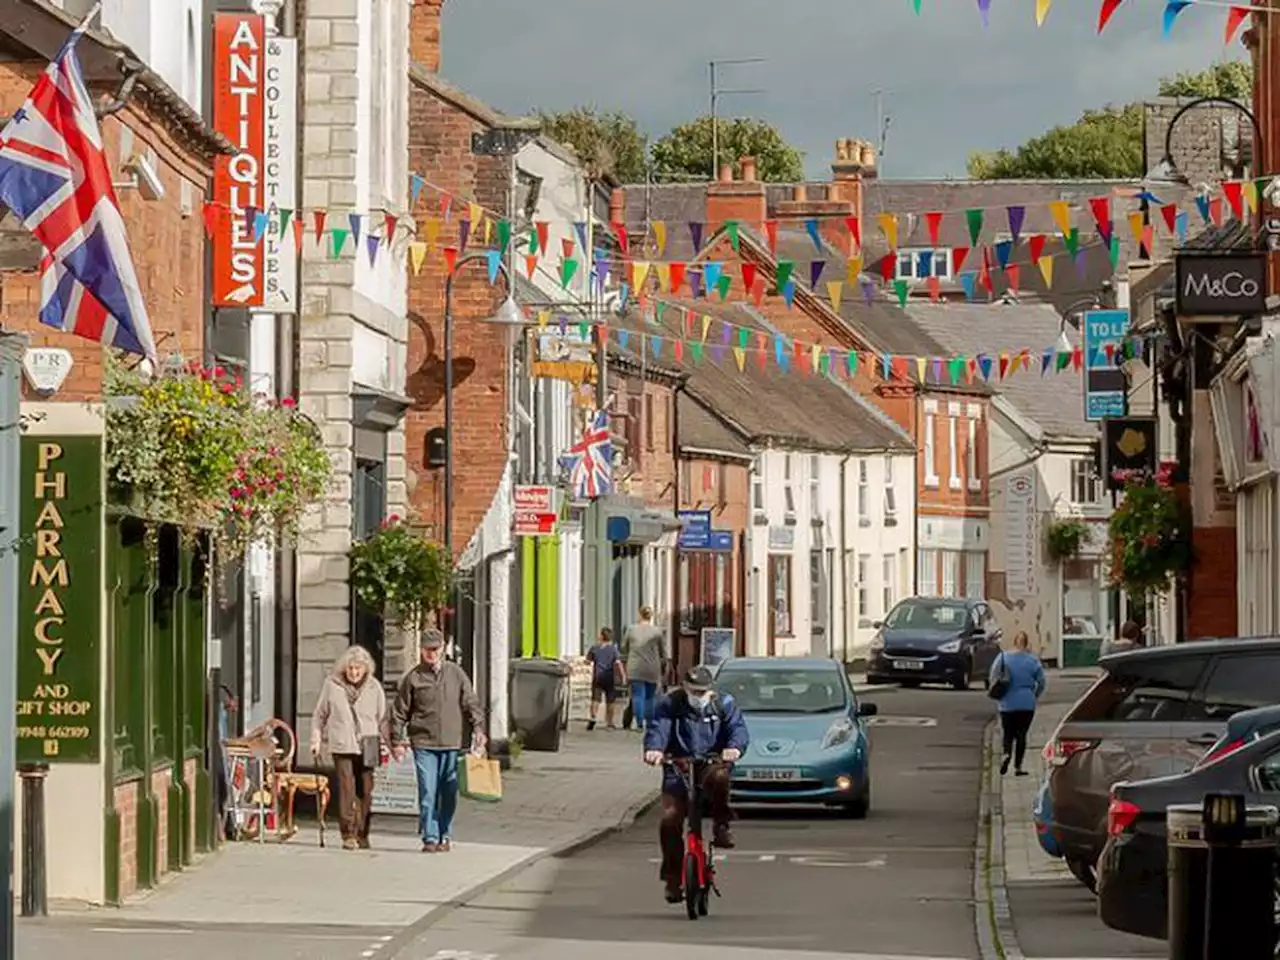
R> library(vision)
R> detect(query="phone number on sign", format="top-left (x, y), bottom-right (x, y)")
top-left (17, 726), bottom-right (91, 740)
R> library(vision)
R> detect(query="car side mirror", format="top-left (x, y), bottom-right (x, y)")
top-left (871, 621), bottom-right (884, 629)
top-left (857, 702), bottom-right (878, 717)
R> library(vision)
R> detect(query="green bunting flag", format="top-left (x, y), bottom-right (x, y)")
top-left (965, 209), bottom-right (984, 245)
top-left (497, 219), bottom-right (511, 251)
top-left (1062, 228), bottom-right (1080, 257)
top-left (892, 279), bottom-right (909, 307)
top-left (279, 208), bottom-right (293, 235)
top-left (716, 274), bottom-right (731, 301)
top-left (726, 220), bottom-right (741, 252)
top-left (737, 327), bottom-right (749, 349)
top-left (1055, 350), bottom-right (1071, 373)
top-left (1108, 236), bottom-right (1120, 271)
top-left (528, 226), bottom-right (540, 256)
top-left (776, 260), bottom-right (795, 290)
top-left (948, 356), bottom-right (964, 384)
top-left (847, 350), bottom-right (858, 378)
top-left (331, 228), bottom-right (348, 258)
top-left (560, 257), bottom-right (579, 288)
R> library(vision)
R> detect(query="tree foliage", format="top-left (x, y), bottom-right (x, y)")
top-left (650, 116), bottom-right (805, 183)
top-left (967, 61), bottom-right (1254, 179)
top-left (537, 108), bottom-right (649, 183)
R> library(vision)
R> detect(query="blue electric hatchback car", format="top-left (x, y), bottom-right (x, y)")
top-left (713, 657), bottom-right (877, 817)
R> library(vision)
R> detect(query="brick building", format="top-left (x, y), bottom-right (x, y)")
top-left (0, 0), bottom-right (227, 905)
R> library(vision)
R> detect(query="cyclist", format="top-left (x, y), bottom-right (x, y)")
top-left (643, 665), bottom-right (750, 903)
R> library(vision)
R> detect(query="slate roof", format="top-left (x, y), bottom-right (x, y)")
top-left (612, 299), bottom-right (914, 454)
top-left (903, 302), bottom-right (1096, 440)
top-left (677, 394), bottom-right (752, 457)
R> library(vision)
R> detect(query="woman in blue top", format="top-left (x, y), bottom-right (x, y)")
top-left (989, 630), bottom-right (1046, 777)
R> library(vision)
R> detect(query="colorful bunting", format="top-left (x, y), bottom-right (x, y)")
top-left (965, 209), bottom-right (984, 246)
top-left (1225, 5), bottom-right (1249, 45)
top-left (1098, 0), bottom-right (1124, 33)
top-left (1162, 0), bottom-right (1192, 37)
top-left (1035, 0), bottom-right (1051, 26)
top-left (925, 211), bottom-right (943, 247)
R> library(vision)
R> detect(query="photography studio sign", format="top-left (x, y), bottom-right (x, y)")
top-left (1175, 252), bottom-right (1267, 317)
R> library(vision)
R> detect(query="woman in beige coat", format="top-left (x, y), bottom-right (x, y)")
top-left (309, 645), bottom-right (391, 850)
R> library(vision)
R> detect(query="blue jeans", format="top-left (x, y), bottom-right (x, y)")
top-left (412, 748), bottom-right (459, 844)
top-left (630, 680), bottom-right (658, 730)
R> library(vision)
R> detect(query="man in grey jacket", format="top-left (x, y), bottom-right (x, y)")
top-left (621, 606), bottom-right (668, 732)
top-left (392, 630), bottom-right (486, 852)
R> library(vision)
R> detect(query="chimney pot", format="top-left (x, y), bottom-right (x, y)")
top-left (609, 187), bottom-right (624, 224)
top-left (792, 184), bottom-right (807, 202)
top-left (860, 143), bottom-right (877, 168)
top-left (718, 164), bottom-right (734, 183)
top-left (410, 0), bottom-right (447, 73)
top-left (739, 156), bottom-right (757, 182)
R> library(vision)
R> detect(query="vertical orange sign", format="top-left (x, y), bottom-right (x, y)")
top-left (211, 14), bottom-right (266, 307)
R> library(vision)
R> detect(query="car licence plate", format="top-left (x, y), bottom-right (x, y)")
top-left (893, 659), bottom-right (925, 670)
top-left (747, 768), bottom-right (800, 781)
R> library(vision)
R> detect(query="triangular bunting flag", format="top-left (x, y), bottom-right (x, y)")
top-left (1028, 235), bottom-right (1046, 265)
top-left (366, 233), bottom-right (380, 266)
top-left (331, 228), bottom-right (348, 258)
top-left (827, 280), bottom-right (843, 312)
top-left (688, 221), bottom-right (704, 253)
top-left (652, 221), bottom-right (667, 256)
top-left (1098, 0), bottom-right (1123, 33)
top-left (443, 245), bottom-right (458, 274)
top-left (560, 257), bottom-right (578, 288)
top-left (1038, 255), bottom-right (1054, 288)
top-left (878, 213), bottom-right (899, 250)
top-left (994, 240), bottom-right (1013, 270)
top-left (845, 216), bottom-right (861, 250)
top-left (726, 220), bottom-right (741, 252)
top-left (1036, 0), bottom-right (1052, 25)
top-left (965, 209), bottom-right (984, 245)
top-left (1225, 5), bottom-right (1249, 45)
top-left (1007, 206), bottom-right (1026, 246)
top-left (763, 220), bottom-right (778, 254)
top-left (806, 218), bottom-right (822, 251)
top-left (809, 259), bottom-right (825, 288)
top-left (1005, 264), bottom-right (1020, 292)
top-left (1049, 201), bottom-right (1071, 236)
top-left (927, 276), bottom-right (941, 302)
top-left (953, 246), bottom-right (970, 274)
top-left (892, 279), bottom-right (909, 307)
top-left (776, 260), bottom-right (795, 290)
top-left (1223, 181), bottom-right (1245, 220)
top-left (313, 209), bottom-right (327, 242)
top-left (524, 253), bottom-right (538, 279)
top-left (925, 211), bottom-right (943, 247)
top-left (1160, 203), bottom-right (1178, 234)
top-left (409, 241), bottom-right (427, 276)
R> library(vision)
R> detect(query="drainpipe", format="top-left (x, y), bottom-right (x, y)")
top-left (839, 454), bottom-right (851, 665)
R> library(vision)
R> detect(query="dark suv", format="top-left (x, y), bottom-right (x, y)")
top-left (1042, 637), bottom-right (1280, 891)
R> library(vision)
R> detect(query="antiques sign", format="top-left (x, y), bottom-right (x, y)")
top-left (16, 437), bottom-right (103, 763)
top-left (1175, 252), bottom-right (1267, 317)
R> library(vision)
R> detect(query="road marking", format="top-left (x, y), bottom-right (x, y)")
top-left (646, 852), bottom-right (887, 867)
top-left (789, 855), bottom-right (887, 868)
top-left (758, 854), bottom-right (776, 862)
top-left (867, 715), bottom-right (938, 727)
top-left (90, 928), bottom-right (193, 935)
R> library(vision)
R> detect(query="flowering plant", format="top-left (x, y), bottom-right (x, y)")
top-left (1046, 518), bottom-right (1089, 562)
top-left (349, 517), bottom-right (452, 630)
top-left (1107, 462), bottom-right (1191, 596)
top-left (105, 356), bottom-right (331, 559)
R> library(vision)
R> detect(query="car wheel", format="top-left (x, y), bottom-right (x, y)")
top-left (843, 786), bottom-right (870, 819)
top-left (1066, 856), bottom-right (1097, 894)
top-left (951, 660), bottom-right (972, 691)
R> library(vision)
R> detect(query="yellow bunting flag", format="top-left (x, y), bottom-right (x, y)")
top-left (877, 213), bottom-right (899, 250)
top-left (1009, 352), bottom-right (1022, 376)
top-left (1035, 0), bottom-right (1051, 25)
top-left (701, 315), bottom-right (712, 341)
top-left (468, 202), bottom-right (483, 227)
top-left (915, 356), bottom-right (927, 384)
top-left (424, 218), bottom-right (441, 250)
top-left (811, 342), bottom-right (822, 373)
top-left (846, 254), bottom-right (863, 285)
top-left (633, 261), bottom-right (651, 291)
top-left (1127, 211), bottom-right (1144, 246)
top-left (655, 262), bottom-right (671, 293)
top-left (827, 280), bottom-right (844, 312)
top-left (1038, 255), bottom-right (1054, 289)
top-left (1049, 201), bottom-right (1072, 236)
top-left (652, 221), bottom-right (667, 256)
top-left (733, 347), bottom-right (746, 371)
top-left (1243, 180), bottom-right (1259, 213)
top-left (408, 241), bottom-right (427, 275)
top-left (537, 310), bottom-right (549, 328)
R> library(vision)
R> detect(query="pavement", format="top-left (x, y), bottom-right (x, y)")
top-left (987, 671), bottom-right (1165, 960)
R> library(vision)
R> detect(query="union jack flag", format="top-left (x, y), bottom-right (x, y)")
top-left (0, 15), bottom-right (157, 361)
top-left (564, 409), bottom-right (613, 500)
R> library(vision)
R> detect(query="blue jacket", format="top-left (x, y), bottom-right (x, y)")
top-left (990, 650), bottom-right (1046, 713)
top-left (644, 689), bottom-right (750, 791)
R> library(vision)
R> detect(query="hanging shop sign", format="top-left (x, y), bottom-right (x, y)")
top-left (15, 437), bottom-right (103, 763)
top-left (1175, 252), bottom-right (1267, 318)
top-left (534, 327), bottom-right (597, 384)
top-left (513, 484), bottom-right (557, 536)
top-left (21, 348), bottom-right (72, 395)
top-left (1082, 309), bottom-right (1130, 422)
top-left (211, 15), bottom-right (298, 311)
top-left (1101, 417), bottom-right (1158, 490)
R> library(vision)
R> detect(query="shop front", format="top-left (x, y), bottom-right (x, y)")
top-left (675, 510), bottom-right (740, 672)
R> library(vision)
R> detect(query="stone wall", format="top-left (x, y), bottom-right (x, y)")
top-left (1144, 97), bottom-right (1252, 188)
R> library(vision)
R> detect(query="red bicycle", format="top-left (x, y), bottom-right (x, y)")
top-left (665, 753), bottom-right (725, 920)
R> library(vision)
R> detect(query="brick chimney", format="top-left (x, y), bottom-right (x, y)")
top-left (770, 141), bottom-right (870, 258)
top-left (706, 155), bottom-right (767, 229)
top-left (411, 0), bottom-right (446, 73)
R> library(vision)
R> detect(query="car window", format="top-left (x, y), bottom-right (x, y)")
top-left (884, 600), bottom-right (968, 629)
top-left (1254, 746), bottom-right (1280, 792)
top-left (1189, 654), bottom-right (1280, 721)
top-left (715, 669), bottom-right (847, 714)
top-left (1068, 656), bottom-right (1210, 722)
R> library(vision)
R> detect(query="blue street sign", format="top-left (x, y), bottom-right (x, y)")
top-left (1082, 309), bottom-right (1130, 422)
top-left (709, 530), bottom-right (734, 552)
top-left (677, 510), bottom-right (711, 550)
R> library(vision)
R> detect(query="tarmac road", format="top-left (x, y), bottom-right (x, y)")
top-left (395, 683), bottom-right (994, 960)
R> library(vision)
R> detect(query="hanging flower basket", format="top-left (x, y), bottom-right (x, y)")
top-left (1046, 518), bottom-right (1089, 562)
top-left (1107, 463), bottom-right (1191, 596)
top-left (104, 356), bottom-right (331, 562)
top-left (349, 517), bottom-right (452, 632)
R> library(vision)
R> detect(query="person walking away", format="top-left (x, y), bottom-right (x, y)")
top-left (586, 627), bottom-right (622, 730)
top-left (1099, 619), bottom-right (1142, 658)
top-left (644, 666), bottom-right (749, 903)
top-left (621, 605), bottom-right (667, 732)
top-left (392, 629), bottom-right (487, 853)
top-left (989, 630), bottom-right (1046, 777)
top-left (309, 644), bottom-right (391, 850)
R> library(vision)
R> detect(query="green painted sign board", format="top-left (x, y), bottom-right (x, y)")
top-left (15, 435), bottom-right (103, 764)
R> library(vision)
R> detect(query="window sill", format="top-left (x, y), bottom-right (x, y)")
top-left (949, 478), bottom-right (962, 490)
top-left (924, 477), bottom-right (940, 489)
top-left (968, 481), bottom-right (982, 492)
top-left (858, 517), bottom-right (872, 528)
top-left (885, 515), bottom-right (898, 527)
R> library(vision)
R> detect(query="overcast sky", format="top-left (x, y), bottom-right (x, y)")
top-left (439, 0), bottom-right (1245, 180)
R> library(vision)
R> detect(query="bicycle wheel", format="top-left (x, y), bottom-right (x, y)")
top-left (698, 844), bottom-right (713, 916)
top-left (683, 854), bottom-right (700, 920)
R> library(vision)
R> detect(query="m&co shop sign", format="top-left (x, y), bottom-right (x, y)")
top-left (16, 438), bottom-right (103, 764)
top-left (211, 14), bottom-right (297, 311)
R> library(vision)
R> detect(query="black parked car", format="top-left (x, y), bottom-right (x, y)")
top-left (866, 597), bottom-right (1002, 690)
top-left (1097, 708), bottom-right (1280, 943)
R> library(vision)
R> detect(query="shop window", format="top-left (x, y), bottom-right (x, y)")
top-left (917, 549), bottom-right (939, 597)
top-left (353, 458), bottom-right (386, 540)
top-left (964, 551), bottom-right (986, 600)
top-left (768, 554), bottom-right (793, 637)
top-left (941, 550), bottom-right (959, 596)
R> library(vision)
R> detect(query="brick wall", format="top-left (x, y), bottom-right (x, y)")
top-left (0, 60), bottom-right (210, 396)
top-left (1188, 525), bottom-right (1238, 639)
top-left (613, 370), bottom-right (678, 509)
top-left (1143, 98), bottom-right (1252, 187)
top-left (410, 0), bottom-right (445, 73)
top-left (113, 780), bottom-right (139, 902)
top-left (678, 456), bottom-right (750, 533)
top-left (151, 767), bottom-right (171, 879)
top-left (404, 78), bottom-right (512, 554)
top-left (184, 757), bottom-right (198, 858)
top-left (918, 394), bottom-right (990, 518)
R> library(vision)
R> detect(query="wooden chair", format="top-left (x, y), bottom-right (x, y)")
top-left (267, 718), bottom-right (331, 847)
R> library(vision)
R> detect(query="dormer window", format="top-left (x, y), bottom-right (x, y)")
top-left (896, 248), bottom-right (952, 281)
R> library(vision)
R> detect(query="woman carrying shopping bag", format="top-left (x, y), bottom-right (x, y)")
top-left (987, 630), bottom-right (1046, 777)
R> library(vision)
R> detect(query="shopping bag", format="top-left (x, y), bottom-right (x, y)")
top-left (460, 754), bottom-right (503, 803)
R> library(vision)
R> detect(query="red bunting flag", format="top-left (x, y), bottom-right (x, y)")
top-left (1225, 5), bottom-right (1249, 46)
top-left (999, 353), bottom-right (1010, 380)
top-left (673, 339), bottom-right (684, 362)
top-left (979, 264), bottom-right (993, 294)
top-left (313, 209), bottom-right (327, 242)
top-left (292, 216), bottom-right (304, 251)
top-left (795, 339), bottom-right (809, 374)
top-left (670, 262), bottom-right (686, 293)
top-left (439, 194), bottom-right (452, 220)
top-left (1098, 0), bottom-right (1123, 33)
top-left (763, 220), bottom-right (779, 254)
top-left (535, 221), bottom-right (549, 255)
top-left (1005, 264), bottom-right (1020, 293)
top-left (1103, 343), bottom-right (1116, 364)
top-left (611, 220), bottom-right (629, 255)
top-left (756, 332), bottom-right (768, 371)
top-left (1072, 348), bottom-right (1084, 372)
top-left (928, 276), bottom-right (941, 302)
top-left (1223, 181), bottom-right (1245, 221)
top-left (443, 245), bottom-right (458, 274)
top-left (925, 211), bottom-right (943, 247)
top-left (751, 276), bottom-right (766, 307)
top-left (524, 254), bottom-right (538, 279)
top-left (877, 254), bottom-right (895, 282)
top-left (1160, 203), bottom-right (1179, 234)
top-left (953, 246), bottom-right (970, 273)
top-left (1209, 197), bottom-right (1224, 226)
top-left (891, 356), bottom-right (910, 381)
top-left (384, 213), bottom-right (398, 244)
top-left (741, 263), bottom-right (757, 291)
top-left (561, 237), bottom-right (575, 259)
top-left (1028, 235), bottom-right (1046, 265)
top-left (1142, 225), bottom-right (1154, 254)
top-left (845, 216), bottom-right (861, 250)
top-left (683, 309), bottom-right (694, 337)
top-left (201, 202), bottom-right (219, 238)
top-left (1088, 196), bottom-right (1111, 236)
